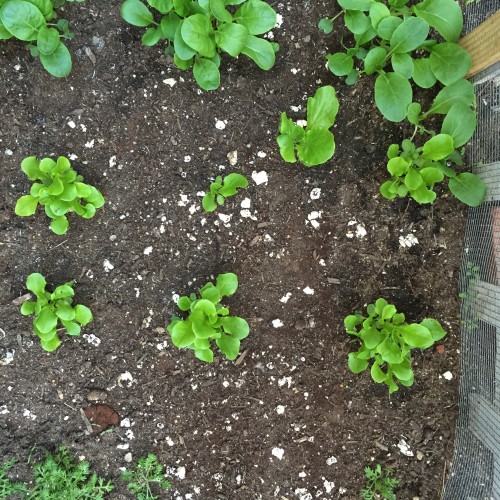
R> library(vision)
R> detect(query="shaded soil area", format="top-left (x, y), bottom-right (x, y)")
top-left (0, 1), bottom-right (466, 498)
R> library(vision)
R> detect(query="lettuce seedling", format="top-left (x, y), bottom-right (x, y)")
top-left (0, 0), bottom-right (79, 77)
top-left (20, 273), bottom-right (93, 351)
top-left (202, 173), bottom-right (248, 212)
top-left (322, 0), bottom-right (470, 122)
top-left (345, 298), bottom-right (446, 394)
top-left (15, 156), bottom-right (104, 234)
top-left (277, 86), bottom-right (339, 167)
top-left (167, 273), bottom-right (249, 362)
top-left (120, 0), bottom-right (279, 90)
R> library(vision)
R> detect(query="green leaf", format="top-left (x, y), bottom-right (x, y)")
top-left (216, 334), bottom-right (240, 360)
top-left (448, 172), bottom-right (487, 207)
top-left (20, 156), bottom-right (41, 180)
top-left (318, 18), bottom-right (333, 34)
top-left (376, 16), bottom-right (402, 41)
top-left (348, 352), bottom-right (369, 373)
top-left (147, 0), bottom-right (173, 13)
top-left (195, 348), bottom-right (213, 362)
top-left (369, 2), bottom-right (390, 30)
top-left (376, 337), bottom-right (403, 364)
top-left (306, 85), bottom-right (339, 130)
top-left (55, 301), bottom-right (75, 321)
top-left (374, 72), bottom-right (412, 122)
top-left (241, 34), bottom-right (275, 70)
top-left (401, 324), bottom-right (433, 348)
top-left (387, 157), bottom-right (409, 176)
top-left (39, 42), bottom-right (72, 77)
top-left (427, 79), bottom-right (475, 115)
top-left (429, 43), bottom-right (471, 85)
top-left (174, 22), bottom-right (197, 59)
top-left (49, 199), bottom-right (70, 216)
top-left (327, 52), bottom-right (354, 76)
top-left (51, 284), bottom-right (74, 299)
top-left (345, 10), bottom-right (370, 35)
top-left (380, 181), bottom-right (398, 199)
top-left (192, 299), bottom-right (217, 316)
top-left (202, 193), bottom-right (217, 212)
top-left (171, 320), bottom-right (196, 347)
top-left (215, 22), bottom-right (248, 57)
top-left (422, 134), bottom-right (455, 160)
top-left (200, 284), bottom-right (220, 303)
top-left (391, 52), bottom-right (413, 78)
top-left (222, 316), bottom-right (249, 339)
top-left (86, 187), bottom-right (105, 208)
top-left (413, 0), bottom-right (463, 42)
top-left (40, 336), bottom-right (61, 352)
top-left (382, 304), bottom-right (397, 320)
top-left (160, 11), bottom-right (180, 40)
top-left (441, 102), bottom-right (477, 148)
top-left (344, 314), bottom-right (362, 330)
top-left (411, 184), bottom-right (436, 204)
top-left (221, 173), bottom-right (248, 195)
top-left (74, 304), bottom-right (93, 326)
top-left (374, 298), bottom-right (388, 315)
top-left (391, 359), bottom-right (412, 381)
top-left (26, 273), bottom-right (46, 295)
top-left (297, 129), bottom-right (335, 167)
top-left (193, 57), bottom-right (220, 90)
top-left (412, 58), bottom-right (436, 88)
top-left (337, 0), bottom-right (373, 10)
top-left (404, 168), bottom-right (423, 190)
top-left (371, 362), bottom-right (387, 383)
top-left (0, 0), bottom-right (45, 40)
top-left (216, 273), bottom-right (238, 296)
top-left (142, 27), bottom-right (162, 46)
top-left (37, 25), bottom-right (60, 55)
top-left (15, 195), bottom-right (38, 216)
top-left (420, 167), bottom-right (444, 186)
top-left (21, 301), bottom-right (36, 316)
top-left (390, 17), bottom-right (429, 53)
top-left (182, 14), bottom-right (216, 57)
top-left (363, 46), bottom-right (387, 75)
top-left (120, 0), bottom-right (154, 26)
top-left (360, 328), bottom-right (384, 349)
top-left (354, 25), bottom-right (376, 45)
top-left (420, 318), bottom-right (446, 341)
top-left (62, 320), bottom-right (81, 336)
top-left (177, 296), bottom-right (192, 311)
top-left (387, 143), bottom-right (400, 159)
top-left (210, 0), bottom-right (231, 22)
top-left (233, 0), bottom-right (276, 35)
top-left (35, 306), bottom-right (58, 334)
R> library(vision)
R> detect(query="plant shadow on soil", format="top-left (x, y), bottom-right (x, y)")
top-left (0, 1), bottom-right (465, 498)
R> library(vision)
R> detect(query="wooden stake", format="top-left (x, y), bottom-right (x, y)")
top-left (460, 10), bottom-right (500, 78)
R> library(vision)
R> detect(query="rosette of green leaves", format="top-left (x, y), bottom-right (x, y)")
top-left (345, 298), bottom-right (446, 393)
top-left (0, 0), bottom-right (76, 77)
top-left (323, 0), bottom-right (471, 122)
top-left (15, 156), bottom-right (105, 235)
top-left (202, 173), bottom-right (248, 212)
top-left (380, 81), bottom-right (486, 207)
top-left (167, 273), bottom-right (250, 362)
top-left (277, 86), bottom-right (339, 167)
top-left (120, 0), bottom-right (279, 90)
top-left (20, 273), bottom-right (93, 352)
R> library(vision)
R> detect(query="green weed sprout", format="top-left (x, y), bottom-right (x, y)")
top-left (345, 298), bottom-right (446, 394)
top-left (0, 0), bottom-right (79, 77)
top-left (15, 156), bottom-right (104, 235)
top-left (28, 446), bottom-right (113, 499)
top-left (0, 459), bottom-right (27, 497)
top-left (121, 453), bottom-right (171, 500)
top-left (361, 464), bottom-right (399, 500)
top-left (167, 273), bottom-right (250, 362)
top-left (202, 173), bottom-right (248, 212)
top-left (21, 273), bottom-right (93, 352)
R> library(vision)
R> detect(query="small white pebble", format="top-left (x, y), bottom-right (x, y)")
top-left (227, 150), bottom-right (238, 165)
top-left (272, 447), bottom-right (285, 460)
top-left (184, 155), bottom-right (191, 163)
top-left (303, 286), bottom-right (314, 295)
top-left (215, 119), bottom-right (226, 130)
top-left (276, 405), bottom-right (285, 415)
top-left (257, 151), bottom-right (267, 158)
top-left (399, 234), bottom-right (419, 248)
top-left (67, 120), bottom-right (76, 129)
top-left (280, 292), bottom-right (292, 303)
top-left (310, 188), bottom-right (321, 200)
top-left (103, 260), bottom-right (114, 272)
top-left (143, 246), bottom-right (153, 255)
top-left (442, 371), bottom-right (453, 380)
top-left (163, 78), bottom-right (177, 86)
top-left (252, 170), bottom-right (268, 185)
top-left (240, 197), bottom-right (251, 209)
top-left (272, 319), bottom-right (284, 328)
top-left (326, 456), bottom-right (337, 466)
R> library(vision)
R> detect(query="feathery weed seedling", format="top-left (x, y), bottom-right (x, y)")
top-left (21, 273), bottom-right (93, 352)
top-left (121, 0), bottom-right (279, 90)
top-left (202, 173), bottom-right (248, 212)
top-left (345, 298), bottom-right (446, 393)
top-left (361, 464), bottom-right (399, 500)
top-left (0, 459), bottom-right (27, 498)
top-left (121, 453), bottom-right (171, 500)
top-left (167, 273), bottom-right (249, 362)
top-left (15, 156), bottom-right (104, 234)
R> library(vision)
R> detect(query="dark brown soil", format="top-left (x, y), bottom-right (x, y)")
top-left (0, 1), bottom-right (466, 498)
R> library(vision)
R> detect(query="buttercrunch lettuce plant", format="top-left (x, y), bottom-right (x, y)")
top-left (277, 85), bottom-right (339, 167)
top-left (167, 273), bottom-right (249, 362)
top-left (202, 173), bottom-right (248, 212)
top-left (0, 0), bottom-right (79, 77)
top-left (345, 298), bottom-right (446, 394)
top-left (21, 273), bottom-right (93, 351)
top-left (15, 155), bottom-right (104, 235)
top-left (120, 0), bottom-right (279, 90)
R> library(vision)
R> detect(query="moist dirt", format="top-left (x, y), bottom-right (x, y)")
top-left (0, 1), bottom-right (466, 498)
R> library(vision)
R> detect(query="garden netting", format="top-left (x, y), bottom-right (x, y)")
top-left (443, 2), bottom-right (500, 498)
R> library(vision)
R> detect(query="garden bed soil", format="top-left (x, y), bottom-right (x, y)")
top-left (0, 1), bottom-right (466, 498)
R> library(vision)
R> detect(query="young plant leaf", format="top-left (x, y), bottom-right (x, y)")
top-left (120, 0), bottom-right (154, 26)
top-left (412, 58), bottom-right (436, 88)
top-left (182, 14), bottom-right (216, 57)
top-left (421, 134), bottom-right (454, 160)
top-left (327, 52), bottom-right (354, 76)
top-left (15, 195), bottom-right (39, 216)
top-left (233, 0), bottom-right (276, 35)
top-left (215, 22), bottom-right (248, 57)
top-left (413, 0), bottom-right (463, 42)
top-left (193, 57), bottom-right (220, 90)
top-left (374, 72), bottom-right (412, 122)
top-left (0, 0), bottom-right (45, 41)
top-left (429, 43), bottom-right (471, 85)
top-left (448, 173), bottom-right (487, 207)
top-left (389, 17), bottom-right (429, 53)
top-left (297, 129), bottom-right (335, 167)
top-left (441, 102), bottom-right (477, 148)
top-left (39, 42), bottom-right (72, 77)
top-left (241, 34), bottom-right (275, 70)
top-left (216, 334), bottom-right (240, 360)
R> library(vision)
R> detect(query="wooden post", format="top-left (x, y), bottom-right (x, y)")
top-left (460, 10), bottom-right (500, 78)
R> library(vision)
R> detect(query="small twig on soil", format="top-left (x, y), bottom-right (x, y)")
top-left (49, 239), bottom-right (68, 251)
top-left (439, 460), bottom-right (448, 500)
top-left (142, 374), bottom-right (169, 387)
top-left (64, 402), bottom-right (78, 412)
top-left (80, 408), bottom-right (94, 435)
top-left (234, 349), bottom-right (248, 366)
